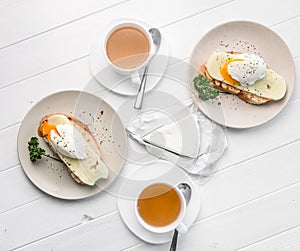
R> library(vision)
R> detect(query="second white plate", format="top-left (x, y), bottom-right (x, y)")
top-left (189, 20), bottom-right (295, 128)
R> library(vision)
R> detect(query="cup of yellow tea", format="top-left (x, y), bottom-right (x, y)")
top-left (103, 20), bottom-right (154, 84)
top-left (135, 182), bottom-right (187, 233)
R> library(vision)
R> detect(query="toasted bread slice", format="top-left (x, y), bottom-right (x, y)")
top-left (38, 113), bottom-right (109, 186)
top-left (199, 64), bottom-right (272, 105)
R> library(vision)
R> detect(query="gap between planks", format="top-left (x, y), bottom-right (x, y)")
top-left (0, 9), bottom-right (299, 96)
top-left (214, 136), bottom-right (300, 177)
top-left (123, 180), bottom-right (300, 250)
top-left (0, 13), bottom-right (299, 92)
top-left (0, 55), bottom-right (88, 91)
top-left (13, 176), bottom-right (300, 251)
top-left (2, 104), bottom-right (300, 177)
top-left (237, 224), bottom-right (300, 250)
top-left (159, 0), bottom-right (235, 29)
top-left (0, 0), bottom-right (235, 52)
top-left (195, 179), bottom-right (300, 225)
top-left (0, 50), bottom-right (299, 130)
top-left (0, 0), bottom-right (131, 51)
top-left (11, 210), bottom-right (119, 251)
top-left (0, 196), bottom-right (44, 216)
top-left (270, 13), bottom-right (300, 28)
top-left (0, 0), bottom-right (237, 91)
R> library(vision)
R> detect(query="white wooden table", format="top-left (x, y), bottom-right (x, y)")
top-left (1, 0), bottom-right (300, 250)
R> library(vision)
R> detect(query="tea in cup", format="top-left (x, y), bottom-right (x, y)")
top-left (103, 21), bottom-right (154, 84)
top-left (135, 182), bottom-right (187, 233)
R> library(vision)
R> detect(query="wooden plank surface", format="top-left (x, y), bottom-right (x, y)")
top-left (0, 0), bottom-right (229, 88)
top-left (7, 141), bottom-right (300, 250)
top-left (0, 0), bottom-right (299, 250)
top-left (0, 0), bottom-right (129, 49)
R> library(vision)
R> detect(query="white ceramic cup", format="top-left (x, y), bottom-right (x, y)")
top-left (103, 21), bottom-right (154, 85)
top-left (135, 182), bottom-right (188, 234)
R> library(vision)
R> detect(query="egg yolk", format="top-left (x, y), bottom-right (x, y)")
top-left (220, 58), bottom-right (243, 86)
top-left (38, 122), bottom-right (59, 140)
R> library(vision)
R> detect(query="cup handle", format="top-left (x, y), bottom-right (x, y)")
top-left (131, 70), bottom-right (141, 86)
top-left (176, 222), bottom-right (188, 234)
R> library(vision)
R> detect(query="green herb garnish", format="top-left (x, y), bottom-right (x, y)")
top-left (193, 75), bottom-right (219, 101)
top-left (28, 137), bottom-right (62, 162)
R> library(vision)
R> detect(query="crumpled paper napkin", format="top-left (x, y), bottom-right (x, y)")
top-left (127, 103), bottom-right (227, 183)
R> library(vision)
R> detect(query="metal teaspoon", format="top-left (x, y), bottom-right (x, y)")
top-left (134, 28), bottom-right (161, 109)
top-left (169, 183), bottom-right (192, 251)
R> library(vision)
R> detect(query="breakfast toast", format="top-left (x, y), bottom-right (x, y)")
top-left (38, 113), bottom-right (109, 186)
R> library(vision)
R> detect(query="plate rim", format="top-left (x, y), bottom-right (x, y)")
top-left (17, 90), bottom-right (128, 200)
top-left (189, 20), bottom-right (296, 129)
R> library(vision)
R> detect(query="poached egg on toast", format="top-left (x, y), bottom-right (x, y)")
top-left (38, 113), bottom-right (109, 186)
top-left (199, 51), bottom-right (287, 105)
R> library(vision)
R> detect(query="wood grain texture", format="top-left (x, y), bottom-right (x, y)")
top-left (131, 181), bottom-right (300, 251)
top-left (2, 140), bottom-right (300, 250)
top-left (0, 0), bottom-right (229, 89)
top-left (9, 142), bottom-right (300, 250)
top-left (0, 0), bottom-right (299, 250)
top-left (239, 226), bottom-right (300, 251)
top-left (0, 0), bottom-right (129, 49)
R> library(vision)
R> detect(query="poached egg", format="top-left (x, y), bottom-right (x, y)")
top-left (38, 114), bottom-right (109, 186)
top-left (50, 124), bottom-right (88, 160)
top-left (206, 51), bottom-right (287, 100)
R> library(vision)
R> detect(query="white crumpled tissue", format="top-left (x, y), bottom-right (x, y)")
top-left (127, 102), bottom-right (227, 184)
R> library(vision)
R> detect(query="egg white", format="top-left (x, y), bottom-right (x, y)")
top-left (47, 114), bottom-right (109, 186)
top-left (50, 124), bottom-right (88, 160)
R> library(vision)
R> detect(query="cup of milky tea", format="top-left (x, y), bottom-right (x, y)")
top-left (135, 182), bottom-right (188, 234)
top-left (103, 20), bottom-right (155, 84)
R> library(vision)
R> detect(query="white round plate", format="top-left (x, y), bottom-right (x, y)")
top-left (89, 18), bottom-right (169, 96)
top-left (17, 90), bottom-right (127, 200)
top-left (117, 161), bottom-right (200, 244)
top-left (189, 20), bottom-right (295, 128)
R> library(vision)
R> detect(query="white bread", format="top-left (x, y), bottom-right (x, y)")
top-left (38, 113), bottom-right (109, 186)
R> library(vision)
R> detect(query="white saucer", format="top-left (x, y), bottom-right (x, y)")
top-left (117, 160), bottom-right (200, 244)
top-left (89, 19), bottom-right (169, 96)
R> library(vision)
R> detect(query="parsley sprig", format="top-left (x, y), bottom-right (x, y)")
top-left (28, 137), bottom-right (62, 162)
top-left (193, 75), bottom-right (219, 101)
